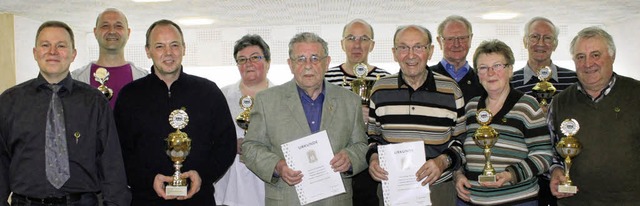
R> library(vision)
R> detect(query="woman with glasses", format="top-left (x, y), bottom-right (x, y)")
top-left (454, 39), bottom-right (553, 206)
top-left (214, 34), bottom-right (274, 206)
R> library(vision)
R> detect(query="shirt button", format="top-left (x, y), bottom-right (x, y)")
top-left (411, 107), bottom-right (415, 110)
top-left (311, 121), bottom-right (316, 124)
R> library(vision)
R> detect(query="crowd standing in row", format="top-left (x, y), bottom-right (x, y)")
top-left (1, 8), bottom-right (638, 206)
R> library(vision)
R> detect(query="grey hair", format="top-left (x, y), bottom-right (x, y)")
top-left (570, 26), bottom-right (616, 58)
top-left (288, 32), bottom-right (329, 58)
top-left (342, 18), bottom-right (374, 39)
top-left (393, 25), bottom-right (432, 46)
top-left (437, 15), bottom-right (473, 37)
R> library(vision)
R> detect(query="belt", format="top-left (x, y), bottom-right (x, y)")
top-left (13, 193), bottom-right (83, 204)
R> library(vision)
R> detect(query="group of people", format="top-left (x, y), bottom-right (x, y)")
top-left (0, 7), bottom-right (638, 206)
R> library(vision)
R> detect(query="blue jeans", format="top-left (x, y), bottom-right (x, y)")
top-left (11, 193), bottom-right (98, 206)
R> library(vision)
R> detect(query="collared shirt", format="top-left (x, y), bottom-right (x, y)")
top-left (577, 73), bottom-right (617, 103)
top-left (0, 74), bottom-right (130, 204)
top-left (296, 83), bottom-right (326, 133)
top-left (441, 59), bottom-right (471, 83)
top-left (523, 63), bottom-right (560, 83)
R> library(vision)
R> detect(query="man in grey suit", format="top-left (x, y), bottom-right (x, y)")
top-left (242, 32), bottom-right (368, 206)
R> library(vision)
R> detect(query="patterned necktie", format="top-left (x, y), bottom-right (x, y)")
top-left (45, 84), bottom-right (70, 189)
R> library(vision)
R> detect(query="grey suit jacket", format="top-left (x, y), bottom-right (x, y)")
top-left (242, 80), bottom-right (368, 206)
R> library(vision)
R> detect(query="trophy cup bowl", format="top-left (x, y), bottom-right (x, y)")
top-left (165, 130), bottom-right (191, 196)
top-left (351, 79), bottom-right (376, 105)
top-left (94, 67), bottom-right (114, 100)
top-left (555, 134), bottom-right (581, 193)
top-left (531, 66), bottom-right (556, 108)
top-left (165, 109), bottom-right (191, 196)
top-left (473, 109), bottom-right (499, 183)
top-left (235, 95), bottom-right (254, 134)
top-left (531, 81), bottom-right (556, 106)
top-left (473, 125), bottom-right (499, 183)
top-left (555, 118), bottom-right (581, 194)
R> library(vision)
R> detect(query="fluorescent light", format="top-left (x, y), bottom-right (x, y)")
top-left (176, 18), bottom-right (214, 26)
top-left (482, 12), bottom-right (519, 20)
top-left (132, 0), bottom-right (172, 2)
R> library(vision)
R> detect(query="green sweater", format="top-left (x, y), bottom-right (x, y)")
top-left (550, 75), bottom-right (640, 205)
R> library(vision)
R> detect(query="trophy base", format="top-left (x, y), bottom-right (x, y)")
top-left (558, 185), bottom-right (577, 194)
top-left (166, 185), bottom-right (188, 196)
top-left (478, 175), bottom-right (496, 183)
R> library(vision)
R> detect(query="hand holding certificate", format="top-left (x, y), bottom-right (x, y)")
top-left (281, 130), bottom-right (346, 205)
top-left (378, 141), bottom-right (431, 206)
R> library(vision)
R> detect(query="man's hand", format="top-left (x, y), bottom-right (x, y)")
top-left (454, 171), bottom-right (471, 202)
top-left (275, 159), bottom-right (303, 186)
top-left (330, 150), bottom-right (351, 172)
top-left (550, 167), bottom-right (577, 198)
top-left (416, 158), bottom-right (443, 186)
top-left (368, 153), bottom-right (388, 182)
top-left (152, 170), bottom-right (201, 200)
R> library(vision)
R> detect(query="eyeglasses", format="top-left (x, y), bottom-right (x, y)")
top-left (292, 55), bottom-right (328, 65)
top-left (236, 55), bottom-right (264, 65)
top-left (394, 45), bottom-right (429, 54)
top-left (343, 35), bottom-right (372, 42)
top-left (477, 63), bottom-right (509, 74)
top-left (528, 33), bottom-right (555, 45)
top-left (441, 35), bottom-right (471, 43)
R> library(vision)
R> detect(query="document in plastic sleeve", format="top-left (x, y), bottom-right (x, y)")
top-left (378, 141), bottom-right (431, 206)
top-left (281, 130), bottom-right (346, 205)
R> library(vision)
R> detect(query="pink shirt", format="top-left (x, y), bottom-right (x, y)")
top-left (89, 64), bottom-right (134, 108)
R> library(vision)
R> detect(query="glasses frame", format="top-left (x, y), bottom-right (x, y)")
top-left (528, 33), bottom-right (555, 45)
top-left (343, 35), bottom-right (372, 42)
top-left (477, 63), bottom-right (510, 74)
top-left (440, 35), bottom-right (471, 44)
top-left (394, 45), bottom-right (430, 54)
top-left (292, 55), bottom-right (328, 66)
top-left (236, 55), bottom-right (264, 65)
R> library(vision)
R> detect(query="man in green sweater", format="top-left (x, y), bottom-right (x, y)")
top-left (548, 26), bottom-right (640, 205)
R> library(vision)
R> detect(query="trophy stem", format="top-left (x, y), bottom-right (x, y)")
top-left (172, 163), bottom-right (185, 186)
top-left (483, 147), bottom-right (495, 176)
top-left (563, 156), bottom-right (573, 186)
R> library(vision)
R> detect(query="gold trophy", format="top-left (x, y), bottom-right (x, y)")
top-left (531, 66), bottom-right (556, 110)
top-left (165, 108), bottom-right (192, 196)
top-left (93, 67), bottom-right (114, 100)
top-left (473, 109), bottom-right (499, 183)
top-left (235, 95), bottom-right (254, 135)
top-left (555, 119), bottom-right (581, 194)
top-left (346, 63), bottom-right (378, 105)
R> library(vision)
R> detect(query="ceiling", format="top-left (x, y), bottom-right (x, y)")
top-left (1, 0), bottom-right (639, 32)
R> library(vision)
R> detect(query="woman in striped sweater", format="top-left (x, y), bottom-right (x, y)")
top-left (454, 39), bottom-right (553, 206)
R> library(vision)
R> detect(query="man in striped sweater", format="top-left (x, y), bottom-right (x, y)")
top-left (511, 17), bottom-right (578, 206)
top-left (366, 25), bottom-right (466, 206)
top-left (511, 17), bottom-right (578, 105)
top-left (325, 19), bottom-right (391, 206)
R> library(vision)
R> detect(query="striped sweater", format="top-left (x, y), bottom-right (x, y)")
top-left (325, 64), bottom-right (391, 90)
top-left (510, 64), bottom-right (578, 101)
top-left (463, 88), bottom-right (553, 205)
top-left (367, 69), bottom-right (466, 184)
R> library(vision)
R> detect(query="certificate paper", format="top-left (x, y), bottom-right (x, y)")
top-left (281, 130), bottom-right (346, 205)
top-left (378, 141), bottom-right (431, 206)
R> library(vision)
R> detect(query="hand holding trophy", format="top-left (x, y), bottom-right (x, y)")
top-left (531, 66), bottom-right (557, 112)
top-left (473, 109), bottom-right (499, 183)
top-left (165, 108), bottom-right (192, 196)
top-left (235, 95), bottom-right (254, 135)
top-left (555, 119), bottom-right (581, 194)
top-left (93, 67), bottom-right (114, 100)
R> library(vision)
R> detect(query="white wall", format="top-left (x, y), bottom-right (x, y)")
top-left (13, 17), bottom-right (638, 87)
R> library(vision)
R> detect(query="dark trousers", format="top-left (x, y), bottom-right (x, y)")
top-left (11, 193), bottom-right (98, 206)
top-left (352, 170), bottom-right (380, 206)
top-left (538, 177), bottom-right (557, 206)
